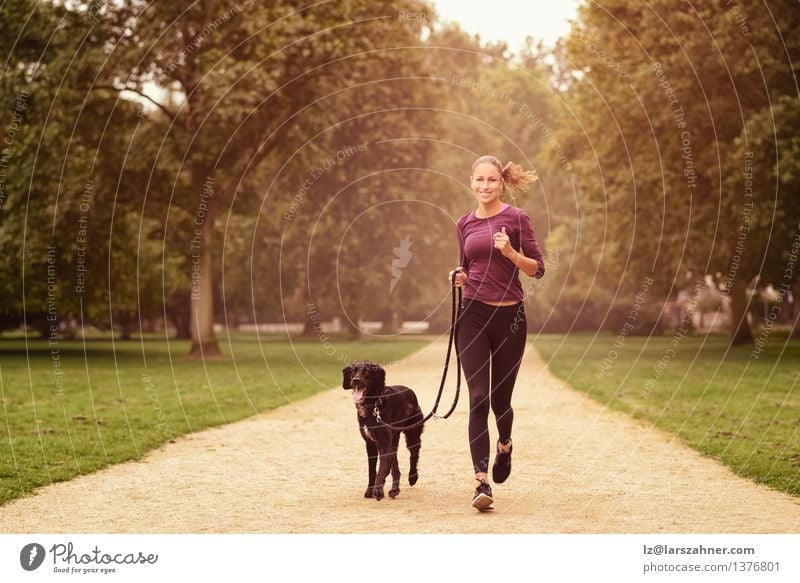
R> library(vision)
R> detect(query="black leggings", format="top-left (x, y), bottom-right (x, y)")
top-left (456, 298), bottom-right (527, 475)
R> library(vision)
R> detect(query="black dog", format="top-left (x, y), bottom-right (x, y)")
top-left (342, 361), bottom-right (424, 501)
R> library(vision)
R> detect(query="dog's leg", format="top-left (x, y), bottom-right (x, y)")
top-left (389, 432), bottom-right (401, 498)
top-left (365, 441), bottom-right (378, 498)
top-left (372, 437), bottom-right (397, 501)
top-left (389, 456), bottom-right (400, 498)
top-left (405, 415), bottom-right (423, 486)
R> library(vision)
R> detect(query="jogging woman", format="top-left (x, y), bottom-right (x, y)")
top-left (449, 155), bottom-right (545, 512)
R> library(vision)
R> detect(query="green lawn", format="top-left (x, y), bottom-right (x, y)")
top-left (0, 332), bottom-right (429, 505)
top-left (534, 331), bottom-right (800, 496)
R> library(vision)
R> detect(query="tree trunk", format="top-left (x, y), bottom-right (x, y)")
top-left (175, 316), bottom-right (191, 339)
top-left (120, 319), bottom-right (132, 340)
top-left (189, 186), bottom-right (221, 358)
top-left (791, 280), bottom-right (800, 339)
top-left (381, 308), bottom-right (401, 334)
top-left (729, 277), bottom-right (754, 345)
top-left (302, 296), bottom-right (320, 337)
top-left (342, 316), bottom-right (361, 340)
top-left (167, 296), bottom-right (192, 339)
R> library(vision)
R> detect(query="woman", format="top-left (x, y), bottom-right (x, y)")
top-left (449, 155), bottom-right (545, 512)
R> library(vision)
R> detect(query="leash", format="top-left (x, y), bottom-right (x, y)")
top-left (370, 269), bottom-right (463, 431)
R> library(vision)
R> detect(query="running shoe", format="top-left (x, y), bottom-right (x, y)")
top-left (472, 479), bottom-right (494, 512)
top-left (492, 438), bottom-right (513, 484)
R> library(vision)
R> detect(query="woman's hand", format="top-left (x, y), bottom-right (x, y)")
top-left (493, 226), bottom-right (516, 259)
top-left (448, 266), bottom-right (468, 288)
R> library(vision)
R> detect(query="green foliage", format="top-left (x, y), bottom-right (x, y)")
top-left (2, 0), bottom-right (797, 342)
top-left (557, 0), bottom-right (800, 335)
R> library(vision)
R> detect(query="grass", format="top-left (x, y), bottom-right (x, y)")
top-left (0, 332), bottom-right (429, 506)
top-left (534, 331), bottom-right (800, 497)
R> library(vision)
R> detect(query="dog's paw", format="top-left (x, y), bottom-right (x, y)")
top-left (388, 487), bottom-right (400, 498)
top-left (372, 486), bottom-right (384, 501)
top-left (408, 472), bottom-right (418, 486)
top-left (364, 487), bottom-right (374, 499)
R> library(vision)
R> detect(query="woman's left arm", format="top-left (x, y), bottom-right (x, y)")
top-left (503, 247), bottom-right (540, 278)
top-left (509, 210), bottom-right (545, 279)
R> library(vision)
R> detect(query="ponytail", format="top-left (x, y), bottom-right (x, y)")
top-left (501, 161), bottom-right (537, 194)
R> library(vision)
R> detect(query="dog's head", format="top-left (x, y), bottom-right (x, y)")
top-left (342, 361), bottom-right (386, 404)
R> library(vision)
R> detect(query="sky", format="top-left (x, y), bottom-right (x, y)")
top-left (430, 0), bottom-right (581, 50)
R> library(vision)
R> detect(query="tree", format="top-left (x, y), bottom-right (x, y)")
top-left (82, 0), bottom-right (440, 356)
top-left (560, 0), bottom-right (800, 343)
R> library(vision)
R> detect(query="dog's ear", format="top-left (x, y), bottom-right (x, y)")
top-left (374, 364), bottom-right (386, 389)
top-left (342, 365), bottom-right (353, 390)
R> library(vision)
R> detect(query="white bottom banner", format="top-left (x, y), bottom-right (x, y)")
top-left (1, 534), bottom-right (797, 582)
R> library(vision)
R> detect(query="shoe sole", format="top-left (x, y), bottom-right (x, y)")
top-left (472, 493), bottom-right (494, 512)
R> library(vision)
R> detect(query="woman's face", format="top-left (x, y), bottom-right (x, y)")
top-left (471, 163), bottom-right (503, 205)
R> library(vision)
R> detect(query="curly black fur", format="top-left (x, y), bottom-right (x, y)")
top-left (342, 361), bottom-right (424, 500)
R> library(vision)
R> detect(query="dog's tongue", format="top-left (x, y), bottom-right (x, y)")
top-left (352, 387), bottom-right (365, 402)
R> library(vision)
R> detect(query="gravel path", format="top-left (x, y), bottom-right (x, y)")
top-left (3, 338), bottom-right (799, 533)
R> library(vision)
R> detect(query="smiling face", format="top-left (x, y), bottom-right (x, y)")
top-left (471, 162), bottom-right (503, 206)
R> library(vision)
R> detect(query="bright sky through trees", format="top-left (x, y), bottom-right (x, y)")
top-left (431, 0), bottom-right (580, 49)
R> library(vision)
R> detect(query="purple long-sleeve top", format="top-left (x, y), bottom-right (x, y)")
top-left (456, 203), bottom-right (545, 303)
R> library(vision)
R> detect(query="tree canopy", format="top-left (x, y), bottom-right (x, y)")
top-left (1, 0), bottom-right (798, 350)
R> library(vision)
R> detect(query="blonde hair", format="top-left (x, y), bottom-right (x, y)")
top-left (471, 155), bottom-right (537, 196)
